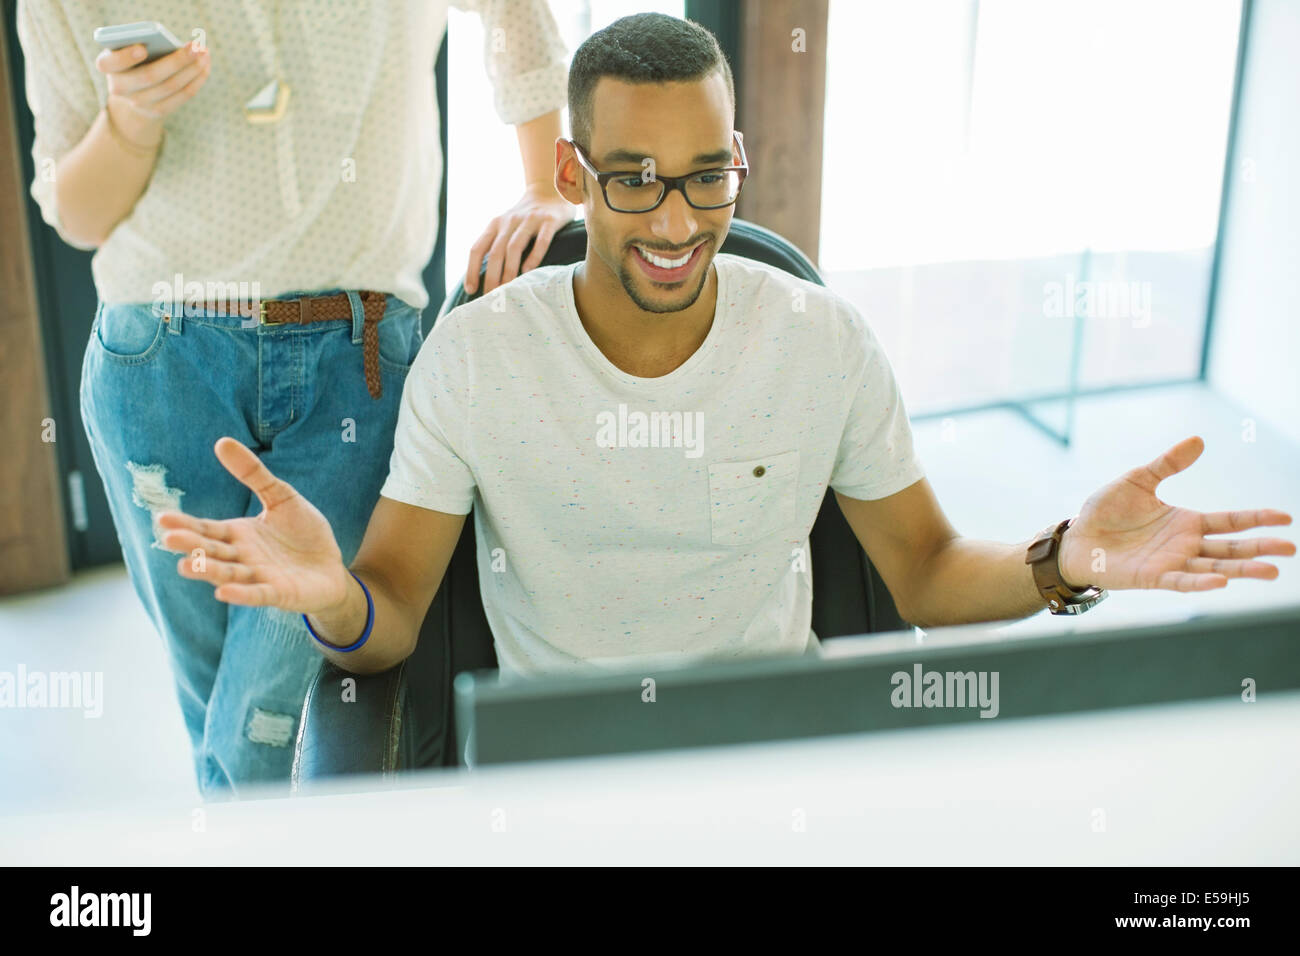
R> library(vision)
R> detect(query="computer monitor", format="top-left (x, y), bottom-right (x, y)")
top-left (454, 605), bottom-right (1300, 766)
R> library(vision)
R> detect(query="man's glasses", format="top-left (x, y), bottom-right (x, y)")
top-left (567, 131), bottom-right (749, 213)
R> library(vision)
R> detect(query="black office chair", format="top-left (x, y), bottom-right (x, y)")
top-left (292, 218), bottom-right (911, 787)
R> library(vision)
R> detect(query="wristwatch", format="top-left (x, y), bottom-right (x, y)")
top-left (1025, 517), bottom-right (1108, 615)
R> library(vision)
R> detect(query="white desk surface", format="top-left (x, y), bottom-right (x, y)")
top-left (3, 691), bottom-right (1296, 865)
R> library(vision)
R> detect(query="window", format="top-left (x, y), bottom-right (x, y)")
top-left (446, 0), bottom-right (685, 289)
top-left (819, 0), bottom-right (1242, 425)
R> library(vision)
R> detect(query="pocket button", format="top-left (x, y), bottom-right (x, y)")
top-left (708, 450), bottom-right (800, 547)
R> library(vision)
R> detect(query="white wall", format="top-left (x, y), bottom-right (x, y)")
top-left (1207, 0), bottom-right (1300, 445)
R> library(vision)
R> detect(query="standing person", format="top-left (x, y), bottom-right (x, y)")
top-left (16, 0), bottom-right (573, 798)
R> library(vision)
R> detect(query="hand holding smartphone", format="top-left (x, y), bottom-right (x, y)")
top-left (92, 20), bottom-right (210, 140)
top-left (93, 21), bottom-right (183, 63)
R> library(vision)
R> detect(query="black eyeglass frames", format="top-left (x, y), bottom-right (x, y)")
top-left (567, 131), bottom-right (749, 213)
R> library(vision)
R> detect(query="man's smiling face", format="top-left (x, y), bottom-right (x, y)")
top-left (575, 72), bottom-right (738, 315)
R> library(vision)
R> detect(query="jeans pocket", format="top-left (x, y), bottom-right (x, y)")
top-left (377, 304), bottom-right (425, 372)
top-left (708, 449), bottom-right (801, 547)
top-left (94, 302), bottom-right (169, 365)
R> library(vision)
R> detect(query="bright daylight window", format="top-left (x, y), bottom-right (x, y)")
top-left (819, 0), bottom-right (1243, 424)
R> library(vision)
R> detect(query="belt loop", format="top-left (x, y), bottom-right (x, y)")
top-left (346, 290), bottom-right (365, 345)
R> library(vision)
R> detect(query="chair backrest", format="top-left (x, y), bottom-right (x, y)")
top-left (403, 218), bottom-right (910, 769)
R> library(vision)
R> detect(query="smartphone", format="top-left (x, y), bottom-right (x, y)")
top-left (93, 21), bottom-right (183, 64)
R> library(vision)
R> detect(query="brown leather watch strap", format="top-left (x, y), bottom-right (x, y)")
top-left (1025, 517), bottom-right (1108, 615)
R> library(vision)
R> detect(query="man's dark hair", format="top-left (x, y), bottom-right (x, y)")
top-left (567, 13), bottom-right (736, 151)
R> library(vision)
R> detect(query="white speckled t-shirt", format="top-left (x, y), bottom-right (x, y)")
top-left (17, 0), bottom-right (569, 308)
top-left (380, 253), bottom-right (927, 679)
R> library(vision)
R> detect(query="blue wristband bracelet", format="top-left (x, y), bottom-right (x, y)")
top-left (302, 570), bottom-right (374, 653)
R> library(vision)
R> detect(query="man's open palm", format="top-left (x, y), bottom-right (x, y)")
top-left (1060, 436), bottom-right (1294, 592)
top-left (157, 438), bottom-right (350, 613)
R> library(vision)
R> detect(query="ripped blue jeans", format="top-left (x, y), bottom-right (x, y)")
top-left (79, 291), bottom-right (422, 800)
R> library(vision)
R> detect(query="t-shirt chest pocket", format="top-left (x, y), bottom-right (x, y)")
top-left (707, 450), bottom-right (801, 547)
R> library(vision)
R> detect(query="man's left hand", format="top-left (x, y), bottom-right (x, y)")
top-left (1057, 435), bottom-right (1294, 592)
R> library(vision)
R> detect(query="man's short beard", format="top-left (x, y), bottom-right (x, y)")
top-left (617, 250), bottom-right (712, 314)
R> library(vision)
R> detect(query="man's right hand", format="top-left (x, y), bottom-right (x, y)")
top-left (158, 438), bottom-right (352, 616)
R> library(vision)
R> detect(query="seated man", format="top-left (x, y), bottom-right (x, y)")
top-left (160, 13), bottom-right (1292, 679)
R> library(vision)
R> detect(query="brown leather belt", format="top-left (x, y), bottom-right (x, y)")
top-left (205, 290), bottom-right (389, 399)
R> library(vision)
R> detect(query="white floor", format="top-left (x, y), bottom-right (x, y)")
top-left (1, 381), bottom-right (1296, 817)
top-left (1, 562), bottom-right (199, 813)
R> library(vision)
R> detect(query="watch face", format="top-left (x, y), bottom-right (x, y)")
top-left (1051, 590), bottom-right (1108, 615)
